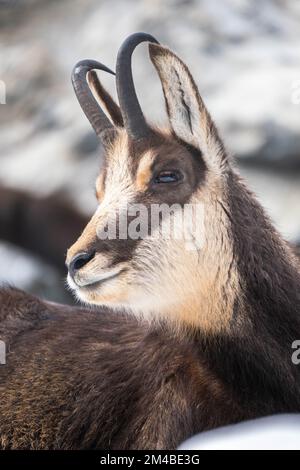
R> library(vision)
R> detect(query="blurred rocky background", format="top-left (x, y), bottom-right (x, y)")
top-left (0, 0), bottom-right (299, 303)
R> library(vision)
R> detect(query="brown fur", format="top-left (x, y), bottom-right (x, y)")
top-left (0, 288), bottom-right (243, 450)
top-left (1, 38), bottom-right (300, 450)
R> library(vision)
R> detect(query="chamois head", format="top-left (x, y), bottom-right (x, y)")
top-left (66, 33), bottom-right (298, 332)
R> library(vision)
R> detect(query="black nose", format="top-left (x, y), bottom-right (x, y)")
top-left (68, 251), bottom-right (95, 278)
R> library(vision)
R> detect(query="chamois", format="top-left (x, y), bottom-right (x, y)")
top-left (0, 32), bottom-right (300, 450)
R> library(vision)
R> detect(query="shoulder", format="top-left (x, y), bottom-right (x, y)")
top-left (0, 287), bottom-right (52, 342)
top-left (0, 286), bottom-right (141, 344)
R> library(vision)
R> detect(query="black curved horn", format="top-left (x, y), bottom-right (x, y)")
top-left (72, 60), bottom-right (116, 144)
top-left (116, 32), bottom-right (159, 140)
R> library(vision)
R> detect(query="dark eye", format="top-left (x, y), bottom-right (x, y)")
top-left (154, 170), bottom-right (182, 184)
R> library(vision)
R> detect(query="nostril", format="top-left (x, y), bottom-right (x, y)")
top-left (69, 251), bottom-right (95, 277)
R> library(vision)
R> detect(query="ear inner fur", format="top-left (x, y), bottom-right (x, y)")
top-left (88, 71), bottom-right (124, 127)
top-left (148, 43), bottom-right (228, 174)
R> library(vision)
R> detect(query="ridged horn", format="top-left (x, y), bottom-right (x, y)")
top-left (116, 32), bottom-right (159, 140)
top-left (72, 60), bottom-right (116, 145)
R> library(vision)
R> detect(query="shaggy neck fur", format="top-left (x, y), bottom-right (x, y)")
top-left (190, 170), bottom-right (300, 414)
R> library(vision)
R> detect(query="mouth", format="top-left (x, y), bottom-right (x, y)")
top-left (68, 267), bottom-right (125, 291)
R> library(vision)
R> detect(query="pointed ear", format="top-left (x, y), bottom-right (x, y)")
top-left (149, 43), bottom-right (228, 172)
top-left (88, 71), bottom-right (124, 128)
